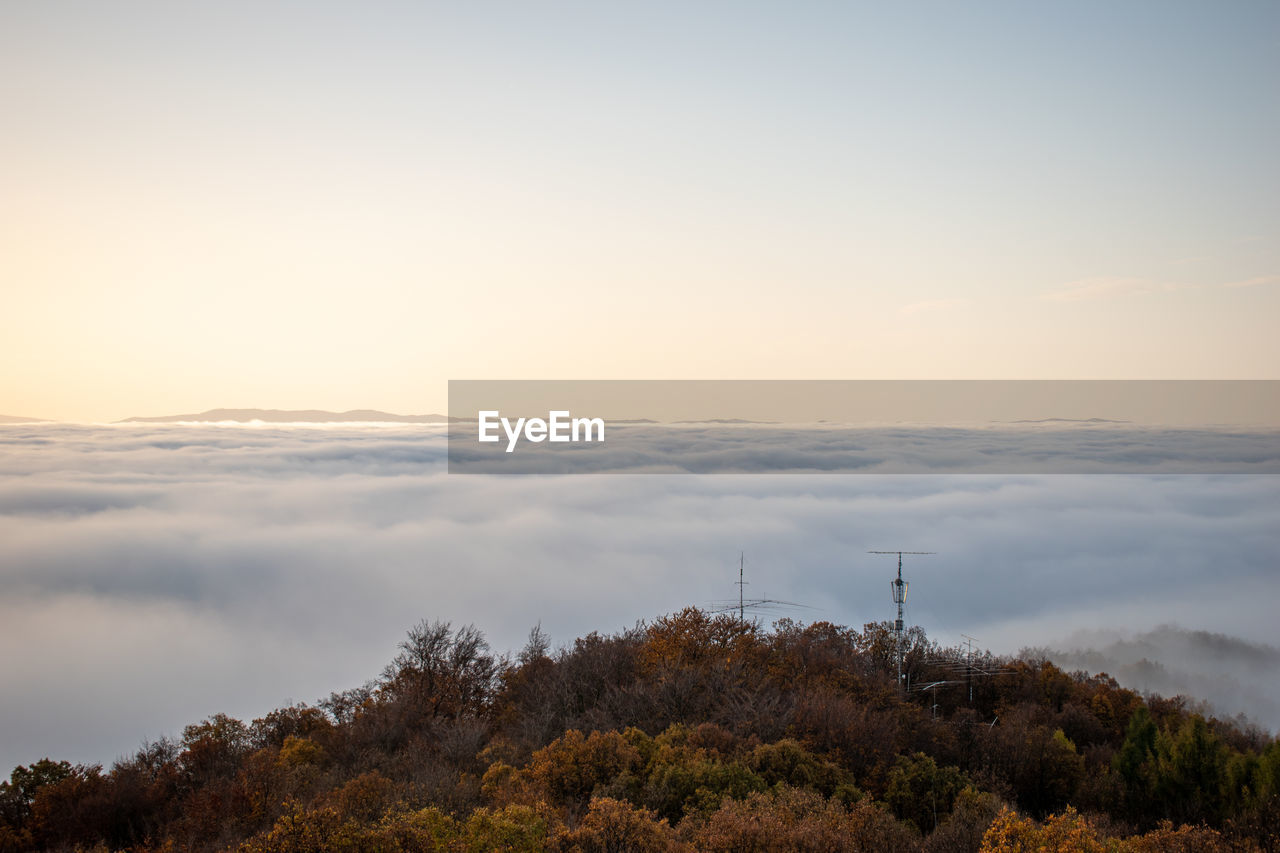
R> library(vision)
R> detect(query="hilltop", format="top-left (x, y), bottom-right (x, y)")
top-left (1, 609), bottom-right (1276, 851)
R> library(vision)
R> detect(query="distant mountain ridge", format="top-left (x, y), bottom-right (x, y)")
top-left (0, 414), bottom-right (47, 423)
top-left (119, 408), bottom-right (451, 424)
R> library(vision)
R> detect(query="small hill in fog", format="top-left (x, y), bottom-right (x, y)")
top-left (1032, 624), bottom-right (1280, 732)
top-left (118, 408), bottom-right (451, 424)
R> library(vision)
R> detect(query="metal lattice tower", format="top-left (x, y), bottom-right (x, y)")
top-left (869, 550), bottom-right (934, 691)
top-left (961, 633), bottom-right (977, 704)
top-left (737, 551), bottom-right (746, 623)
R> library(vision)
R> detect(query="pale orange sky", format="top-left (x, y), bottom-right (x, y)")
top-left (2, 3), bottom-right (1278, 422)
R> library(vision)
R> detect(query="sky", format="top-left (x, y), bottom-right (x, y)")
top-left (2, 2), bottom-right (1279, 421)
top-left (0, 423), bottom-right (1277, 773)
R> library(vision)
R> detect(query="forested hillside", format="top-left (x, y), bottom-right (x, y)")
top-left (3, 609), bottom-right (1278, 852)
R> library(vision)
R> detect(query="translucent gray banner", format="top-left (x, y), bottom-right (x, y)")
top-left (446, 380), bottom-right (1280, 474)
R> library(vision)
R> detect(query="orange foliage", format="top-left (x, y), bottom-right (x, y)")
top-left (555, 797), bottom-right (681, 852)
top-left (981, 806), bottom-right (1248, 853)
top-left (504, 730), bottom-right (643, 816)
top-left (638, 608), bottom-right (763, 676)
top-left (685, 787), bottom-right (917, 852)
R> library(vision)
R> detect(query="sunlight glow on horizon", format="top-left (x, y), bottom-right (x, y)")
top-left (2, 2), bottom-right (1278, 421)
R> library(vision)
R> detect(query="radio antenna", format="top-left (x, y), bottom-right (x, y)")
top-left (708, 553), bottom-right (814, 624)
top-left (869, 551), bottom-right (935, 691)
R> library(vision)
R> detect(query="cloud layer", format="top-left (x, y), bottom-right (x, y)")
top-left (1, 423), bottom-right (1277, 772)
top-left (448, 422), bottom-right (1280, 474)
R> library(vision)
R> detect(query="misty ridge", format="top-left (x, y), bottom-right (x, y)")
top-left (1032, 626), bottom-right (1280, 734)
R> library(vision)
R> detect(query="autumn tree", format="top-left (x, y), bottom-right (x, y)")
top-left (557, 797), bottom-right (680, 853)
top-left (885, 752), bottom-right (970, 835)
top-left (1157, 714), bottom-right (1229, 825)
top-left (0, 759), bottom-right (72, 829)
top-left (381, 620), bottom-right (499, 722)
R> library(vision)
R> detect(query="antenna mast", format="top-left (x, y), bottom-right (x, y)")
top-left (737, 552), bottom-right (746, 623)
top-left (708, 553), bottom-right (814, 623)
top-left (869, 550), bottom-right (935, 692)
top-left (961, 633), bottom-right (977, 704)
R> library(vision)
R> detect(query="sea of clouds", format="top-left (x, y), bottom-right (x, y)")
top-left (0, 422), bottom-right (1277, 772)
top-left (449, 420), bottom-right (1280, 474)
